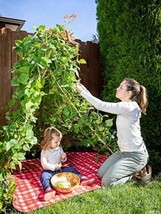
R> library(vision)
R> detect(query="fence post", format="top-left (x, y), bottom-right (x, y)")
top-left (0, 28), bottom-right (12, 126)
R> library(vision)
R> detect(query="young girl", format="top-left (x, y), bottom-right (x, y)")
top-left (76, 78), bottom-right (149, 186)
top-left (40, 127), bottom-right (95, 201)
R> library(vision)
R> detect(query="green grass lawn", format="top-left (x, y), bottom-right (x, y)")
top-left (10, 178), bottom-right (161, 214)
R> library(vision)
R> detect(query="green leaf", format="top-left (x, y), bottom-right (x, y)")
top-left (98, 126), bottom-right (105, 131)
top-left (105, 119), bottom-right (113, 127)
top-left (79, 59), bottom-right (86, 64)
top-left (18, 73), bottom-right (29, 84)
top-left (12, 152), bottom-right (25, 160)
top-left (11, 76), bottom-right (20, 86)
top-left (25, 101), bottom-right (33, 110)
top-left (0, 173), bottom-right (3, 182)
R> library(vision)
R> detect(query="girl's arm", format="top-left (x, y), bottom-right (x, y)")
top-left (41, 151), bottom-right (61, 171)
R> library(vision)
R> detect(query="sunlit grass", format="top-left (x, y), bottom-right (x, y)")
top-left (10, 178), bottom-right (161, 214)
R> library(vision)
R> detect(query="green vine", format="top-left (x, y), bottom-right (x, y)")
top-left (0, 24), bottom-right (115, 211)
top-left (50, 70), bottom-right (113, 154)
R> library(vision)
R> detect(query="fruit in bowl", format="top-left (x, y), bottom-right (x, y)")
top-left (54, 179), bottom-right (71, 188)
top-left (51, 172), bottom-right (80, 193)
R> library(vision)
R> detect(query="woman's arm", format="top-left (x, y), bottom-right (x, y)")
top-left (76, 83), bottom-right (128, 115)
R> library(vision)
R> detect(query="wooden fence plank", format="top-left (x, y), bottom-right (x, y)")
top-left (0, 29), bottom-right (3, 125)
top-left (87, 41), bottom-right (103, 97)
top-left (0, 28), bottom-right (12, 126)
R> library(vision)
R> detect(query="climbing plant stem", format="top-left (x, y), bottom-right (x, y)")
top-left (50, 70), bottom-right (113, 154)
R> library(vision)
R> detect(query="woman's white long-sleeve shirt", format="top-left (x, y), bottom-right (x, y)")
top-left (81, 90), bottom-right (147, 152)
top-left (41, 146), bottom-right (64, 171)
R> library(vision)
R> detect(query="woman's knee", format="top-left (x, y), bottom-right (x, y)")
top-left (101, 175), bottom-right (116, 187)
top-left (98, 168), bottom-right (104, 178)
top-left (98, 164), bottom-right (109, 179)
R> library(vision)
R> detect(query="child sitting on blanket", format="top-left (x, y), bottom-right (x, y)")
top-left (40, 127), bottom-right (95, 201)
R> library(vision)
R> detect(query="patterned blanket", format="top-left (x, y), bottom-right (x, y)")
top-left (12, 152), bottom-right (107, 212)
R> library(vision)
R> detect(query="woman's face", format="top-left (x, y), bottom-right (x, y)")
top-left (50, 134), bottom-right (60, 149)
top-left (116, 80), bottom-right (132, 101)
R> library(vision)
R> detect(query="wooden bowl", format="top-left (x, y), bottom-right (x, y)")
top-left (51, 172), bottom-right (80, 193)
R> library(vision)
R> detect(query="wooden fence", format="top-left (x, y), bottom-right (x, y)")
top-left (0, 27), bottom-right (103, 127)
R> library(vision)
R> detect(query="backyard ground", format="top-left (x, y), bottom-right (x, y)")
top-left (9, 177), bottom-right (161, 214)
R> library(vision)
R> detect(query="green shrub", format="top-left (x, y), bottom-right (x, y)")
top-left (0, 172), bottom-right (16, 213)
top-left (96, 0), bottom-right (161, 174)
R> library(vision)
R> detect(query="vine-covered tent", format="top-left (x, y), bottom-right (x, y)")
top-left (0, 24), bottom-right (114, 212)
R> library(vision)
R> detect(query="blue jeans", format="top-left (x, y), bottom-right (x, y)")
top-left (98, 150), bottom-right (149, 186)
top-left (40, 166), bottom-right (81, 191)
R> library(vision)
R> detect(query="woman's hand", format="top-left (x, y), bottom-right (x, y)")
top-left (76, 83), bottom-right (83, 93)
top-left (76, 83), bottom-right (88, 93)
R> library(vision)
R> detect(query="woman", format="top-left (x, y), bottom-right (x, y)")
top-left (76, 78), bottom-right (149, 186)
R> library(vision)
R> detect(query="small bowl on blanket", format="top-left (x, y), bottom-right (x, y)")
top-left (51, 172), bottom-right (80, 193)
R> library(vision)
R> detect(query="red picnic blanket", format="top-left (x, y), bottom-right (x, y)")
top-left (12, 152), bottom-right (107, 212)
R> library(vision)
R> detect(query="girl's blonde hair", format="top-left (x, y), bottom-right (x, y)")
top-left (124, 78), bottom-right (148, 115)
top-left (40, 127), bottom-right (62, 151)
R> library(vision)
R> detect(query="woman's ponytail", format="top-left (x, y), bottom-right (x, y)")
top-left (137, 85), bottom-right (148, 115)
top-left (125, 78), bottom-right (148, 115)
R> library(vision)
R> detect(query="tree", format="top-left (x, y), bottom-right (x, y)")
top-left (96, 0), bottom-right (161, 174)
